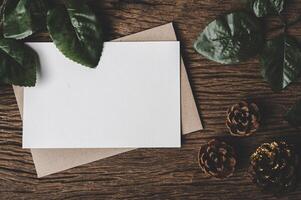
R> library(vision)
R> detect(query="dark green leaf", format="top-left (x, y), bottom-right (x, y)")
top-left (47, 0), bottom-right (103, 68)
top-left (251, 0), bottom-right (285, 17)
top-left (194, 11), bottom-right (263, 64)
top-left (285, 100), bottom-right (301, 127)
top-left (260, 35), bottom-right (301, 91)
top-left (3, 0), bottom-right (48, 39)
top-left (0, 38), bottom-right (39, 86)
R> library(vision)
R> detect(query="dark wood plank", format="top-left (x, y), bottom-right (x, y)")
top-left (1, 0), bottom-right (301, 199)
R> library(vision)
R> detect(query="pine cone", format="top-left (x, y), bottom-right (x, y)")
top-left (226, 101), bottom-right (260, 137)
top-left (249, 141), bottom-right (299, 194)
top-left (198, 139), bottom-right (236, 179)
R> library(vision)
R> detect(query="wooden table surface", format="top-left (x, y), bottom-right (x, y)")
top-left (1, 0), bottom-right (301, 199)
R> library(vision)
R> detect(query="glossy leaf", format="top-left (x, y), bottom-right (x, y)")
top-left (260, 35), bottom-right (301, 91)
top-left (3, 0), bottom-right (48, 39)
top-left (285, 100), bottom-right (301, 127)
top-left (0, 38), bottom-right (39, 86)
top-left (194, 11), bottom-right (263, 64)
top-left (251, 0), bottom-right (285, 17)
top-left (47, 0), bottom-right (103, 68)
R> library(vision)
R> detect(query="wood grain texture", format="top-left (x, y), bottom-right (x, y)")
top-left (1, 0), bottom-right (301, 199)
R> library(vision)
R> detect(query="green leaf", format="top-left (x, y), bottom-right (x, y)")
top-left (194, 11), bottom-right (263, 64)
top-left (285, 100), bottom-right (301, 127)
top-left (251, 0), bottom-right (285, 17)
top-left (3, 0), bottom-right (48, 39)
top-left (47, 0), bottom-right (103, 68)
top-left (0, 38), bottom-right (39, 86)
top-left (260, 35), bottom-right (301, 91)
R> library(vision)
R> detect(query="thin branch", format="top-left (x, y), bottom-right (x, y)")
top-left (287, 15), bottom-right (301, 28)
top-left (268, 24), bottom-right (285, 33)
top-left (268, 14), bottom-right (301, 34)
top-left (278, 14), bottom-right (288, 34)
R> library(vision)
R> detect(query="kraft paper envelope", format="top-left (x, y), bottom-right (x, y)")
top-left (13, 23), bottom-right (203, 177)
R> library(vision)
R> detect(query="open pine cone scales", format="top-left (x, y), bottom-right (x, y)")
top-left (249, 141), bottom-right (299, 194)
top-left (198, 139), bottom-right (236, 179)
top-left (226, 101), bottom-right (260, 137)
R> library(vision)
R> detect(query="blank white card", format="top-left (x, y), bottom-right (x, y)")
top-left (23, 42), bottom-right (181, 148)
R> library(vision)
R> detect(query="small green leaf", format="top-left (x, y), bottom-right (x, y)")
top-left (0, 38), bottom-right (39, 86)
top-left (194, 11), bottom-right (263, 64)
top-left (47, 0), bottom-right (103, 68)
top-left (285, 100), bottom-right (301, 127)
top-left (3, 0), bottom-right (48, 39)
top-left (260, 35), bottom-right (301, 91)
top-left (251, 0), bottom-right (285, 17)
